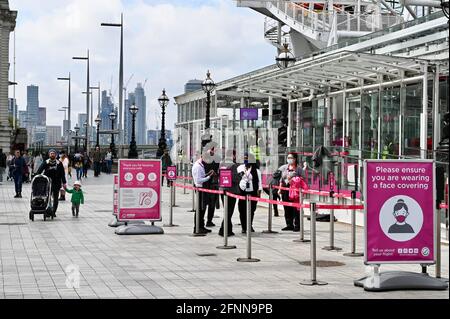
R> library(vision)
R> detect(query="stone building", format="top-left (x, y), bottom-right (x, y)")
top-left (0, 0), bottom-right (16, 151)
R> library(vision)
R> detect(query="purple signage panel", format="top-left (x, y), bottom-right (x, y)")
top-left (166, 166), bottom-right (177, 181)
top-left (113, 174), bottom-right (118, 216)
top-left (364, 160), bottom-right (435, 264)
top-left (118, 159), bottom-right (162, 222)
top-left (240, 108), bottom-right (258, 120)
top-left (219, 169), bottom-right (232, 188)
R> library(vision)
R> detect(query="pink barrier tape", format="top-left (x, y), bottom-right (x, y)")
top-left (248, 196), bottom-right (303, 209)
top-left (316, 204), bottom-right (364, 210)
top-left (197, 188), bottom-right (224, 195)
top-left (225, 192), bottom-right (246, 200)
top-left (440, 203), bottom-right (449, 209)
top-left (173, 183), bottom-right (196, 191)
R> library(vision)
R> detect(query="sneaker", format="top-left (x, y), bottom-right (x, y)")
top-left (18, 193), bottom-right (22, 198)
top-left (200, 227), bottom-right (212, 233)
top-left (228, 232), bottom-right (235, 237)
top-left (76, 213), bottom-right (79, 217)
top-left (194, 228), bottom-right (209, 234)
top-left (206, 221), bottom-right (215, 227)
top-left (293, 227), bottom-right (300, 232)
top-left (14, 193), bottom-right (19, 198)
top-left (282, 225), bottom-right (294, 231)
top-left (242, 229), bottom-right (246, 234)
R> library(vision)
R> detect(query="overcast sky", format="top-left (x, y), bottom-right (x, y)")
top-left (8, 0), bottom-right (275, 131)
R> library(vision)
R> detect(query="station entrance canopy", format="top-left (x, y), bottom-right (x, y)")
top-left (232, 51), bottom-right (446, 100)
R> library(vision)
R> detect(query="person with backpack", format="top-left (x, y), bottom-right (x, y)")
top-left (279, 152), bottom-right (304, 232)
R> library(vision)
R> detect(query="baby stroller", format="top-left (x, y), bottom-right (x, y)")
top-left (29, 174), bottom-right (54, 221)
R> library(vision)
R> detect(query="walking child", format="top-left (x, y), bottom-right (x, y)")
top-left (64, 181), bottom-right (84, 217)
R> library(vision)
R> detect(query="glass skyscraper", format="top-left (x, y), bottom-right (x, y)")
top-left (134, 83), bottom-right (146, 145)
top-left (26, 85), bottom-right (39, 128)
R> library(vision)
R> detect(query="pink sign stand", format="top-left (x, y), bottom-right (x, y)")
top-left (364, 160), bottom-right (435, 265)
top-left (166, 166), bottom-right (177, 181)
top-left (219, 169), bottom-right (232, 188)
top-left (117, 159), bottom-right (162, 222)
top-left (113, 174), bottom-right (118, 216)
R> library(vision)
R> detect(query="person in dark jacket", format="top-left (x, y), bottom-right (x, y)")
top-left (92, 147), bottom-right (102, 177)
top-left (0, 149), bottom-right (6, 183)
top-left (160, 149), bottom-right (173, 187)
top-left (218, 150), bottom-right (240, 237)
top-left (11, 150), bottom-right (26, 198)
top-left (37, 149), bottom-right (67, 216)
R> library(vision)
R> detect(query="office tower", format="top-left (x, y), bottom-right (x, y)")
top-left (26, 85), bottom-right (39, 128)
top-left (38, 107), bottom-right (46, 126)
top-left (134, 83), bottom-right (146, 145)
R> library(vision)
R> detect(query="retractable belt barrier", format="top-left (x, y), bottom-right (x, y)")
top-left (440, 203), bottom-right (448, 209)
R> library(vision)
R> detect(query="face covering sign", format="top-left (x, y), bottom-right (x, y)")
top-left (118, 159), bottom-right (162, 221)
top-left (364, 160), bottom-right (435, 264)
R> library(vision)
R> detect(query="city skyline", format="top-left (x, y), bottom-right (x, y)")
top-left (8, 0), bottom-right (273, 133)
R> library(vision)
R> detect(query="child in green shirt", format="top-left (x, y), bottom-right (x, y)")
top-left (64, 180), bottom-right (84, 217)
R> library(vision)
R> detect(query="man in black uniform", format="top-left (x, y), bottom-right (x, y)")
top-left (202, 136), bottom-right (220, 227)
top-left (37, 149), bottom-right (67, 217)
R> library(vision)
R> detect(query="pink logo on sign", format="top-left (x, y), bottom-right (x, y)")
top-left (365, 160), bottom-right (434, 264)
top-left (219, 169), bottom-right (232, 188)
top-left (167, 166), bottom-right (177, 181)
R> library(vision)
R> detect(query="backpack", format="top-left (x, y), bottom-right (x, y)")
top-left (288, 176), bottom-right (308, 202)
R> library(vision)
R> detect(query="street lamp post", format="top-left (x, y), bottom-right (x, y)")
top-left (101, 14), bottom-right (124, 156)
top-left (128, 104), bottom-right (139, 159)
top-left (57, 73), bottom-right (71, 146)
top-left (156, 89), bottom-right (169, 157)
top-left (83, 122), bottom-right (88, 152)
top-left (201, 71), bottom-right (215, 131)
top-left (95, 116), bottom-right (101, 148)
top-left (74, 124), bottom-right (80, 152)
top-left (109, 112), bottom-right (117, 158)
top-left (58, 107), bottom-right (69, 154)
top-left (275, 41), bottom-right (296, 69)
top-left (73, 51), bottom-right (90, 154)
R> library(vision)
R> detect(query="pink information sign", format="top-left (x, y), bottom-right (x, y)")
top-left (219, 169), bottom-right (232, 188)
top-left (113, 174), bottom-right (118, 216)
top-left (166, 166), bottom-right (177, 181)
top-left (364, 160), bottom-right (435, 264)
top-left (118, 159), bottom-right (161, 222)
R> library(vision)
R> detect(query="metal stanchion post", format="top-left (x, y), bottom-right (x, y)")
top-left (344, 190), bottom-right (363, 257)
top-left (188, 178), bottom-right (195, 212)
top-left (192, 189), bottom-right (206, 237)
top-left (237, 195), bottom-right (260, 262)
top-left (183, 175), bottom-right (187, 194)
top-left (164, 182), bottom-right (178, 227)
top-left (294, 190), bottom-right (310, 243)
top-left (300, 202), bottom-right (327, 286)
top-left (173, 179), bottom-right (178, 207)
top-left (323, 191), bottom-right (341, 251)
top-left (263, 185), bottom-right (278, 234)
top-left (217, 193), bottom-right (236, 249)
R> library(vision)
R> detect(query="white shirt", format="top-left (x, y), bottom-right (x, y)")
top-left (192, 159), bottom-right (211, 187)
top-left (237, 164), bottom-right (262, 192)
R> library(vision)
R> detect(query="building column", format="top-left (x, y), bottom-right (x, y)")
top-left (420, 64), bottom-right (428, 159)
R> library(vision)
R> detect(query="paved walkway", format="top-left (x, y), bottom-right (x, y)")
top-left (0, 173), bottom-right (448, 299)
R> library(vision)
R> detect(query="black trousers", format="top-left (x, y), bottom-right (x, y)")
top-left (206, 193), bottom-right (218, 223)
top-left (51, 189), bottom-right (60, 214)
top-left (193, 190), bottom-right (206, 230)
top-left (219, 194), bottom-right (237, 234)
top-left (281, 190), bottom-right (299, 228)
top-left (238, 190), bottom-right (258, 231)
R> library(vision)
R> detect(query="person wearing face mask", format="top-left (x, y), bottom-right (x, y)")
top-left (237, 153), bottom-right (262, 233)
top-left (279, 152), bottom-right (304, 231)
top-left (202, 145), bottom-right (220, 227)
top-left (192, 153), bottom-right (215, 234)
top-left (37, 149), bottom-right (67, 217)
top-left (388, 199), bottom-right (414, 233)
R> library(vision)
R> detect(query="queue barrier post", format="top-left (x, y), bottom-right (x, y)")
top-left (322, 191), bottom-right (342, 251)
top-left (217, 193), bottom-right (236, 250)
top-left (300, 202), bottom-right (328, 286)
top-left (237, 195), bottom-right (260, 262)
top-left (163, 181), bottom-right (178, 227)
top-left (188, 177), bottom-right (195, 212)
top-left (343, 190), bottom-right (363, 257)
top-left (191, 189), bottom-right (206, 237)
top-left (262, 185), bottom-right (278, 234)
top-left (294, 189), bottom-right (310, 243)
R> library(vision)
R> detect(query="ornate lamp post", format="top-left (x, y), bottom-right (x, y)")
top-left (109, 112), bottom-right (117, 158)
top-left (201, 71), bottom-right (215, 131)
top-left (128, 103), bottom-right (139, 159)
top-left (156, 89), bottom-right (169, 157)
top-left (95, 115), bottom-right (101, 148)
top-left (74, 124), bottom-right (80, 152)
top-left (275, 41), bottom-right (296, 69)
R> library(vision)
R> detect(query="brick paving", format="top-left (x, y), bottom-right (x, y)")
top-left (0, 173), bottom-right (448, 299)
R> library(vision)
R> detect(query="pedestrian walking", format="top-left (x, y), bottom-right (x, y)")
top-left (59, 152), bottom-right (70, 201)
top-left (6, 152), bottom-right (14, 181)
top-left (105, 149), bottom-right (113, 174)
top-left (64, 180), bottom-right (84, 217)
top-left (32, 153), bottom-right (43, 179)
top-left (11, 149), bottom-right (26, 198)
top-left (263, 169), bottom-right (282, 217)
top-left (218, 150), bottom-right (240, 237)
top-left (237, 153), bottom-right (262, 233)
top-left (0, 149), bottom-right (6, 183)
top-left (203, 144), bottom-right (220, 227)
top-left (92, 147), bottom-right (102, 177)
top-left (82, 152), bottom-right (90, 178)
top-left (161, 149), bottom-right (173, 187)
top-left (279, 152), bottom-right (304, 232)
top-left (191, 154), bottom-right (215, 234)
top-left (74, 152), bottom-right (83, 181)
top-left (37, 149), bottom-right (67, 217)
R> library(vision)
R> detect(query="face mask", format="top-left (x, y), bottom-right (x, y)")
top-left (395, 215), bottom-right (406, 223)
top-left (287, 159), bottom-right (294, 165)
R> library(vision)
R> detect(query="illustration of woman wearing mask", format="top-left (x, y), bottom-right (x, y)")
top-left (388, 199), bottom-right (414, 234)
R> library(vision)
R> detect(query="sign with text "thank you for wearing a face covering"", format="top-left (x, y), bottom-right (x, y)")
top-left (118, 159), bottom-right (162, 222)
top-left (364, 160), bottom-right (435, 264)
